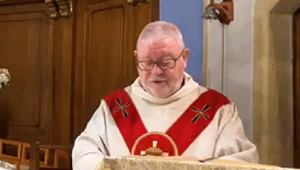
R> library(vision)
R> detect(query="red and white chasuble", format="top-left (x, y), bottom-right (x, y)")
top-left (72, 73), bottom-right (259, 170)
top-left (104, 89), bottom-right (230, 156)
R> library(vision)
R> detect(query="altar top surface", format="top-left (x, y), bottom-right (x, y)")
top-left (95, 156), bottom-right (299, 170)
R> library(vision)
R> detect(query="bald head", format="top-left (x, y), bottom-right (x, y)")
top-left (136, 21), bottom-right (185, 50)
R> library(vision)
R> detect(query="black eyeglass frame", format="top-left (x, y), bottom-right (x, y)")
top-left (136, 49), bottom-right (186, 71)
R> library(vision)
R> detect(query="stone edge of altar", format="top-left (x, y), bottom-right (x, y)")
top-left (94, 156), bottom-right (299, 170)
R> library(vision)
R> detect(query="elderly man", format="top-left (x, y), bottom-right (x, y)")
top-left (72, 21), bottom-right (258, 170)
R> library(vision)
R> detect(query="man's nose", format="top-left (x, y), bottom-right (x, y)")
top-left (151, 64), bottom-right (163, 74)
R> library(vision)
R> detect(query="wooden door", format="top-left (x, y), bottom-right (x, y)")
top-left (293, 7), bottom-right (300, 168)
top-left (0, 0), bottom-right (159, 146)
top-left (0, 1), bottom-right (73, 146)
top-left (0, 2), bottom-right (55, 143)
top-left (71, 0), bottom-right (159, 140)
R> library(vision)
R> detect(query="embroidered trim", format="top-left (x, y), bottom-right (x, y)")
top-left (114, 98), bottom-right (130, 117)
top-left (191, 104), bottom-right (211, 123)
top-left (131, 131), bottom-right (179, 156)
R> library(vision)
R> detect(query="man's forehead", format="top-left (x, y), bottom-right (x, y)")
top-left (139, 37), bottom-right (177, 46)
top-left (137, 38), bottom-right (180, 54)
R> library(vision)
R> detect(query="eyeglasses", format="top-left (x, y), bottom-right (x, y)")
top-left (136, 49), bottom-right (185, 71)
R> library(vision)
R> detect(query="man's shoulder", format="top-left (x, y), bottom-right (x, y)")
top-left (204, 88), bottom-right (227, 98)
top-left (103, 85), bottom-right (132, 101)
top-left (199, 87), bottom-right (231, 104)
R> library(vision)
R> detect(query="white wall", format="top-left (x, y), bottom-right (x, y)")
top-left (206, 0), bottom-right (255, 139)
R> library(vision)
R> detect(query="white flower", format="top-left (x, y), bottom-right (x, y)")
top-left (0, 68), bottom-right (10, 90)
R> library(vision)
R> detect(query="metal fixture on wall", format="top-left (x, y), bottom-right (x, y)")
top-left (202, 0), bottom-right (234, 25)
top-left (127, 0), bottom-right (150, 6)
top-left (45, 0), bottom-right (72, 19)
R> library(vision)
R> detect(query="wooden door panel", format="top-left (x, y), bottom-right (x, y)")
top-left (72, 0), bottom-right (159, 140)
top-left (0, 4), bottom-right (53, 143)
top-left (0, 18), bottom-right (42, 127)
top-left (73, 0), bottom-right (133, 137)
top-left (86, 0), bottom-right (130, 119)
top-left (0, 0), bottom-right (159, 147)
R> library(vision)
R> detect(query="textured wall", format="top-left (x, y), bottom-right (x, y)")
top-left (253, 0), bottom-right (300, 167)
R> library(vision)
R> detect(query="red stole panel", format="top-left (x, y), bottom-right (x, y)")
top-left (104, 89), bottom-right (147, 151)
top-left (104, 89), bottom-right (230, 155)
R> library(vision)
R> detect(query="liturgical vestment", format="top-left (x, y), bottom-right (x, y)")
top-left (72, 73), bottom-right (259, 170)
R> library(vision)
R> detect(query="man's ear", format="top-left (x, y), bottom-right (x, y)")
top-left (182, 48), bottom-right (189, 68)
top-left (183, 48), bottom-right (189, 61)
top-left (134, 50), bottom-right (138, 58)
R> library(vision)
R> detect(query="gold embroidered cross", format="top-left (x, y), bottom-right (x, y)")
top-left (114, 99), bottom-right (130, 117)
top-left (140, 141), bottom-right (169, 156)
top-left (191, 104), bottom-right (210, 123)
